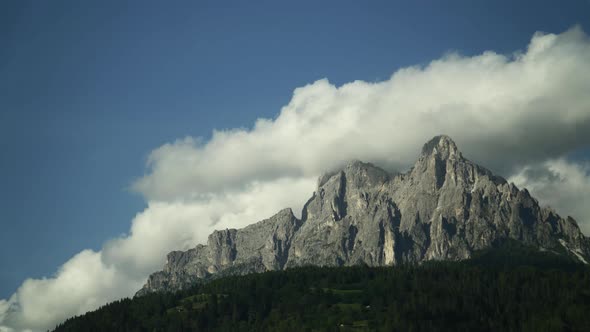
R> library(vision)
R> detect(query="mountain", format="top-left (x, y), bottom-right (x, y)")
top-left (136, 135), bottom-right (589, 296)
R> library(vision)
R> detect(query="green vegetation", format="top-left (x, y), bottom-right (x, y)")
top-left (53, 242), bottom-right (590, 331)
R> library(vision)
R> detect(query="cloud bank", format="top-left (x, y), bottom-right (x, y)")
top-left (2, 26), bottom-right (590, 331)
top-left (134, 26), bottom-right (590, 201)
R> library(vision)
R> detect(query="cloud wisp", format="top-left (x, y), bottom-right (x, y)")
top-left (2, 26), bottom-right (590, 331)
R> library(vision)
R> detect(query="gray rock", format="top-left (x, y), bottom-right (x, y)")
top-left (136, 135), bottom-right (590, 296)
top-left (136, 208), bottom-right (300, 295)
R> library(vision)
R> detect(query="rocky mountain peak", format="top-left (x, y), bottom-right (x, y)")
top-left (317, 160), bottom-right (390, 190)
top-left (136, 135), bottom-right (590, 296)
top-left (421, 135), bottom-right (462, 161)
top-left (411, 135), bottom-right (473, 191)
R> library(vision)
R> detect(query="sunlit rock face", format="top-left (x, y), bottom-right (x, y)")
top-left (137, 135), bottom-right (590, 296)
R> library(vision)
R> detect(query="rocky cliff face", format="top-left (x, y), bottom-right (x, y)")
top-left (135, 208), bottom-right (300, 296)
top-left (137, 136), bottom-right (590, 295)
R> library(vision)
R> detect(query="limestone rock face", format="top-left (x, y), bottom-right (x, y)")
top-left (137, 135), bottom-right (590, 296)
top-left (135, 208), bottom-right (300, 296)
top-left (286, 161), bottom-right (395, 267)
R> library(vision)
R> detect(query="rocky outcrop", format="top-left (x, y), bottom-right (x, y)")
top-left (137, 135), bottom-right (590, 295)
top-left (135, 208), bottom-right (300, 296)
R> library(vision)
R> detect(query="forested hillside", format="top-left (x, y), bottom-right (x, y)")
top-left (54, 243), bottom-right (590, 332)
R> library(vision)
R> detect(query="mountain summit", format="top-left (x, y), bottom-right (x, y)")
top-left (136, 136), bottom-right (589, 296)
top-left (420, 134), bottom-right (462, 159)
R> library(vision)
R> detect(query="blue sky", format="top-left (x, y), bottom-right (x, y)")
top-left (1, 1), bottom-right (590, 328)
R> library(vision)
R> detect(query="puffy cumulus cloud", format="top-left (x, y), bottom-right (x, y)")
top-left (134, 26), bottom-right (590, 202)
top-left (0, 250), bottom-right (143, 332)
top-left (101, 177), bottom-right (314, 279)
top-left (510, 159), bottom-right (590, 234)
top-left (2, 26), bottom-right (590, 331)
top-left (0, 177), bottom-right (314, 331)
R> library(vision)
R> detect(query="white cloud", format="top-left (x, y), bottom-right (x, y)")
top-left (2, 26), bottom-right (590, 331)
top-left (0, 250), bottom-right (143, 331)
top-left (0, 177), bottom-right (313, 331)
top-left (510, 159), bottom-right (590, 234)
top-left (134, 26), bottom-right (590, 202)
top-left (0, 300), bottom-right (11, 332)
top-left (101, 177), bottom-right (314, 279)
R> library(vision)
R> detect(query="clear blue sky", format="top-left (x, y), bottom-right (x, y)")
top-left (1, 0), bottom-right (589, 298)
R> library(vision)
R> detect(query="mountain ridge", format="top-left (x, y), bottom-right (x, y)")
top-left (136, 135), bottom-right (589, 296)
